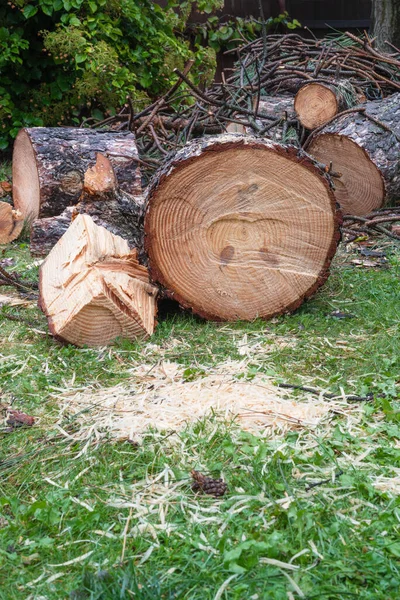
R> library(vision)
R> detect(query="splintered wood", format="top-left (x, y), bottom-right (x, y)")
top-left (39, 214), bottom-right (158, 347)
top-left (0, 201), bottom-right (24, 244)
top-left (145, 135), bottom-right (340, 321)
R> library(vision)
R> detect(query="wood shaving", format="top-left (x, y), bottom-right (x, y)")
top-left (59, 360), bottom-right (338, 440)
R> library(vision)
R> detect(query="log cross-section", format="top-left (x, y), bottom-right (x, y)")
top-left (306, 93), bottom-right (400, 215)
top-left (145, 135), bottom-right (341, 322)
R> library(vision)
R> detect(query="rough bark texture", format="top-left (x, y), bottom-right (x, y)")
top-left (307, 93), bottom-right (400, 215)
top-left (371, 0), bottom-right (400, 52)
top-left (257, 96), bottom-right (295, 119)
top-left (30, 153), bottom-right (145, 256)
top-left (294, 82), bottom-right (357, 130)
top-left (39, 214), bottom-right (158, 347)
top-left (0, 201), bottom-right (24, 244)
top-left (145, 134), bottom-right (341, 322)
top-left (12, 127), bottom-right (142, 219)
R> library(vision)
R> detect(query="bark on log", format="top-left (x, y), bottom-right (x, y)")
top-left (371, 0), bottom-right (400, 52)
top-left (0, 202), bottom-right (24, 244)
top-left (294, 82), bottom-right (358, 130)
top-left (12, 127), bottom-right (142, 220)
top-left (39, 214), bottom-right (158, 347)
top-left (306, 93), bottom-right (400, 216)
top-left (144, 134), bottom-right (341, 322)
top-left (30, 153), bottom-right (145, 256)
top-left (257, 96), bottom-right (295, 119)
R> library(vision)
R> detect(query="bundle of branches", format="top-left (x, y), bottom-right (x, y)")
top-left (342, 208), bottom-right (400, 242)
top-left (86, 30), bottom-right (400, 186)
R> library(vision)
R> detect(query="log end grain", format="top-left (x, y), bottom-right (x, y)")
top-left (145, 135), bottom-right (340, 321)
top-left (12, 129), bottom-right (41, 220)
top-left (294, 83), bottom-right (339, 130)
top-left (307, 133), bottom-right (385, 215)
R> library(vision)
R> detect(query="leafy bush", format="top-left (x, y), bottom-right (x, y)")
top-left (0, 0), bottom-right (222, 151)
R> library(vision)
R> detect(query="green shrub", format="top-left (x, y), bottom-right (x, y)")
top-left (0, 0), bottom-right (221, 151)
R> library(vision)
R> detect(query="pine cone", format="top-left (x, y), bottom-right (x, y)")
top-left (191, 470), bottom-right (227, 497)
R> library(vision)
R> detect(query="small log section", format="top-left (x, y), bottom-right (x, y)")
top-left (306, 93), bottom-right (400, 216)
top-left (12, 127), bottom-right (142, 220)
top-left (30, 153), bottom-right (145, 256)
top-left (294, 82), bottom-right (357, 130)
top-left (145, 135), bottom-right (341, 322)
top-left (39, 214), bottom-right (158, 347)
top-left (0, 202), bottom-right (24, 244)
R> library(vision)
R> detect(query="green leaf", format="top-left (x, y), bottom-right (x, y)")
top-left (75, 54), bottom-right (87, 64)
top-left (23, 5), bottom-right (38, 19)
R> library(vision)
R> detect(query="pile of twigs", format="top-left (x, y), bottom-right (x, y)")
top-left (342, 208), bottom-right (400, 242)
top-left (85, 30), bottom-right (400, 183)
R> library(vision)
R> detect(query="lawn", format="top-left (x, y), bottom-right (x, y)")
top-left (1, 226), bottom-right (400, 598)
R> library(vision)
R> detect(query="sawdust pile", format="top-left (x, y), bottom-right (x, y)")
top-left (59, 360), bottom-right (338, 440)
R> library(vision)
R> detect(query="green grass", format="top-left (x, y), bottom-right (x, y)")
top-left (1, 240), bottom-right (400, 599)
top-left (0, 160), bottom-right (11, 182)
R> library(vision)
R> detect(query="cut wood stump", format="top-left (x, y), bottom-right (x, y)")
top-left (12, 127), bottom-right (142, 220)
top-left (39, 214), bottom-right (158, 347)
top-left (294, 82), bottom-right (357, 130)
top-left (306, 93), bottom-right (400, 215)
top-left (0, 201), bottom-right (24, 244)
top-left (30, 153), bottom-right (145, 256)
top-left (145, 134), bottom-right (341, 321)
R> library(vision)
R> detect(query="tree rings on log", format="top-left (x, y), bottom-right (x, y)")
top-left (39, 214), bottom-right (158, 347)
top-left (306, 93), bottom-right (400, 215)
top-left (145, 135), bottom-right (340, 321)
top-left (0, 201), bottom-right (24, 244)
top-left (294, 82), bottom-right (356, 130)
top-left (12, 127), bottom-right (142, 220)
top-left (307, 134), bottom-right (385, 216)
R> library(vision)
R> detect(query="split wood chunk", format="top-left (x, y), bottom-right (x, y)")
top-left (307, 93), bottom-right (400, 215)
top-left (0, 201), bottom-right (24, 244)
top-left (30, 153), bottom-right (145, 256)
top-left (145, 135), bottom-right (340, 321)
top-left (39, 214), bottom-right (158, 347)
top-left (12, 127), bottom-right (142, 220)
top-left (294, 82), bottom-right (357, 130)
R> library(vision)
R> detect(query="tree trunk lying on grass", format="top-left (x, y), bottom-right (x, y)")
top-left (144, 134), bottom-right (341, 322)
top-left (39, 214), bottom-right (158, 347)
top-left (306, 93), bottom-right (400, 216)
top-left (12, 127), bottom-right (142, 220)
top-left (30, 153), bottom-right (145, 256)
top-left (0, 201), bottom-right (24, 244)
top-left (294, 82), bottom-right (359, 130)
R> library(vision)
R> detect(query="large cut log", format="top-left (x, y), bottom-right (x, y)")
top-left (144, 134), bottom-right (341, 322)
top-left (39, 214), bottom-right (158, 347)
top-left (306, 93), bottom-right (400, 216)
top-left (0, 202), bottom-right (24, 244)
top-left (12, 127), bottom-right (142, 220)
top-left (294, 82), bottom-right (358, 130)
top-left (30, 153), bottom-right (145, 256)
